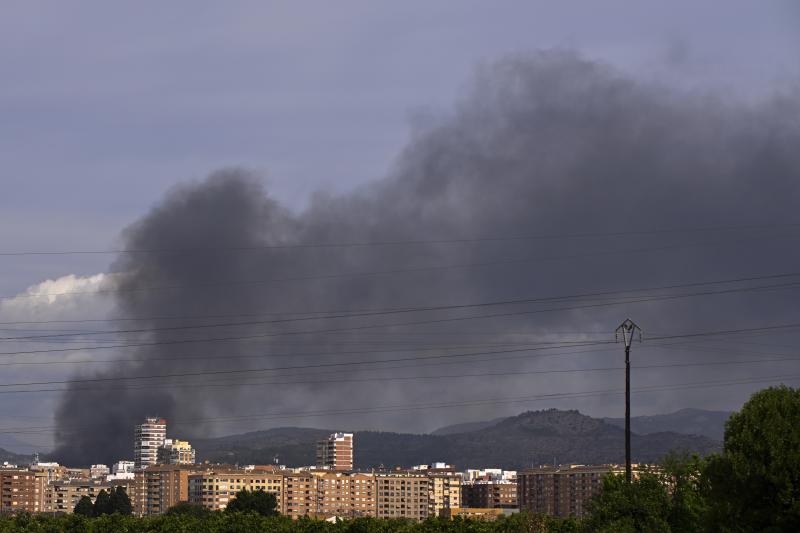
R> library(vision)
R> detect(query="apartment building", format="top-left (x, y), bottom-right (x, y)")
top-left (134, 417), bottom-right (167, 470)
top-left (282, 471), bottom-right (316, 518)
top-left (188, 467), bottom-right (285, 513)
top-left (424, 469), bottom-right (461, 516)
top-left (108, 476), bottom-right (142, 515)
top-left (313, 471), bottom-right (375, 518)
top-left (0, 469), bottom-right (45, 513)
top-left (44, 479), bottom-right (109, 514)
top-left (517, 465), bottom-right (624, 518)
top-left (139, 464), bottom-right (202, 515)
top-left (374, 472), bottom-right (429, 520)
top-left (316, 432), bottom-right (353, 471)
top-left (464, 469), bottom-right (517, 483)
top-left (461, 481), bottom-right (517, 509)
top-left (156, 439), bottom-right (196, 465)
top-left (90, 465), bottom-right (110, 479)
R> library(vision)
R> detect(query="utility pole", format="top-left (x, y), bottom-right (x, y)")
top-left (616, 318), bottom-right (642, 483)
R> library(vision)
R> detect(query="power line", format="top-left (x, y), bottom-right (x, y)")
top-left (2, 221), bottom-right (798, 256)
top-left (3, 349), bottom-right (798, 397)
top-left (4, 271), bottom-right (799, 341)
top-left (2, 278), bottom-right (799, 357)
top-left (0, 340), bottom-right (613, 389)
top-left (0, 237), bottom-right (762, 303)
top-left (2, 321), bottom-right (800, 391)
top-left (0, 339), bottom-right (585, 367)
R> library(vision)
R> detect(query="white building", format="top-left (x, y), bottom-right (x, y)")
top-left (464, 468), bottom-right (517, 482)
top-left (90, 464), bottom-right (110, 479)
top-left (157, 439), bottom-right (196, 465)
top-left (112, 461), bottom-right (135, 474)
top-left (107, 460), bottom-right (136, 481)
top-left (134, 417), bottom-right (167, 470)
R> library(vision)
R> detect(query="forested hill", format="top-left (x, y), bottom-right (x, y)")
top-left (193, 409), bottom-right (719, 469)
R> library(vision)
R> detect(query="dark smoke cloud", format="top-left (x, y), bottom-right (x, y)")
top-left (52, 51), bottom-right (800, 465)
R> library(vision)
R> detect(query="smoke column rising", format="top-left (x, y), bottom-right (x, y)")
top-left (52, 51), bottom-right (800, 465)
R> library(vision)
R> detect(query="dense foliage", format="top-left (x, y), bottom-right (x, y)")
top-left (704, 385), bottom-right (800, 531)
top-left (584, 386), bottom-right (799, 532)
top-left (71, 487), bottom-right (132, 518)
top-left (225, 489), bottom-right (279, 516)
top-left (0, 512), bottom-right (574, 533)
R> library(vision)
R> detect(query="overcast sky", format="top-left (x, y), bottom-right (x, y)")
top-left (2, 1), bottom-right (799, 292)
top-left (1, 1), bottom-right (799, 454)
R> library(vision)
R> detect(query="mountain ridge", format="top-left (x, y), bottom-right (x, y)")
top-left (193, 409), bottom-right (720, 470)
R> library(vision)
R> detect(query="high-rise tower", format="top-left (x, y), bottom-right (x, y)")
top-left (134, 417), bottom-right (167, 470)
top-left (316, 432), bottom-right (353, 470)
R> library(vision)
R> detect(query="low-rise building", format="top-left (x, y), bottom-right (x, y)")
top-left (188, 466), bottom-right (284, 513)
top-left (44, 479), bottom-right (109, 514)
top-left (90, 464), bottom-right (110, 479)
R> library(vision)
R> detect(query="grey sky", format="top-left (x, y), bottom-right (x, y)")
top-left (1, 1), bottom-right (799, 455)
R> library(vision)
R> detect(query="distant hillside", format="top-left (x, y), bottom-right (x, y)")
top-left (0, 433), bottom-right (46, 455)
top-left (194, 409), bottom-right (719, 469)
top-left (603, 408), bottom-right (731, 441)
top-left (431, 417), bottom-right (506, 435)
top-left (0, 447), bottom-right (32, 465)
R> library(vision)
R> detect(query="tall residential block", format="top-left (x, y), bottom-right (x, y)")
top-left (517, 465), bottom-right (624, 518)
top-left (157, 439), bottom-right (196, 465)
top-left (316, 432), bottom-right (353, 471)
top-left (134, 417), bottom-right (167, 470)
top-left (461, 481), bottom-right (517, 509)
top-left (140, 464), bottom-right (201, 515)
top-left (0, 469), bottom-right (45, 513)
top-left (374, 472), bottom-right (429, 520)
top-left (413, 465), bottom-right (462, 517)
top-left (313, 471), bottom-right (376, 518)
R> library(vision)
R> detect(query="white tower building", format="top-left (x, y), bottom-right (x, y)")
top-left (133, 417), bottom-right (167, 470)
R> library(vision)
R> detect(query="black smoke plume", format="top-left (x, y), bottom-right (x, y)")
top-left (52, 51), bottom-right (800, 466)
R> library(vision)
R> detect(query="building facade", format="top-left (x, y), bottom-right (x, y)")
top-left (43, 479), bottom-right (109, 514)
top-left (461, 481), bottom-right (517, 509)
top-left (313, 471), bottom-right (375, 518)
top-left (0, 469), bottom-right (44, 513)
top-left (134, 417), bottom-right (167, 470)
top-left (157, 439), bottom-right (196, 465)
top-left (518, 465), bottom-right (624, 518)
top-left (188, 467), bottom-right (285, 513)
top-left (140, 464), bottom-right (200, 515)
top-left (374, 472), bottom-right (429, 520)
top-left (423, 469), bottom-right (461, 517)
top-left (316, 432), bottom-right (353, 471)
